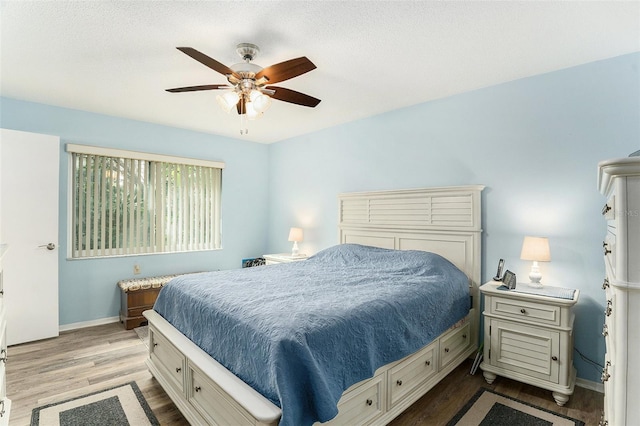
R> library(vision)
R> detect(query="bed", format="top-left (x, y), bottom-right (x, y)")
top-left (144, 185), bottom-right (484, 426)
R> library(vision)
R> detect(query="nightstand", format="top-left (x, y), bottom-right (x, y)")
top-left (479, 281), bottom-right (579, 406)
top-left (262, 253), bottom-right (308, 265)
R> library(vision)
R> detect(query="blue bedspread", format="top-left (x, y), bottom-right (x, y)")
top-left (153, 244), bottom-right (470, 426)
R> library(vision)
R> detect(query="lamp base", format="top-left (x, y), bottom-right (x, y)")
top-left (528, 261), bottom-right (544, 288)
top-left (291, 241), bottom-right (299, 257)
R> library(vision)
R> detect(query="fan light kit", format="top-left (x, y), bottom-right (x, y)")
top-left (167, 43), bottom-right (321, 135)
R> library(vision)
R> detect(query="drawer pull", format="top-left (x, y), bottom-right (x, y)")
top-left (444, 348), bottom-right (450, 353)
top-left (602, 204), bottom-right (611, 215)
top-left (425, 360), bottom-right (431, 366)
top-left (366, 399), bottom-right (373, 406)
top-left (175, 367), bottom-right (181, 373)
top-left (520, 308), bottom-right (526, 314)
top-left (605, 301), bottom-right (612, 317)
top-left (462, 334), bottom-right (467, 339)
top-left (601, 361), bottom-right (611, 383)
top-left (602, 324), bottom-right (608, 337)
top-left (603, 242), bottom-right (612, 255)
top-left (153, 343), bottom-right (158, 348)
top-left (551, 356), bottom-right (558, 361)
top-left (195, 386), bottom-right (201, 392)
top-left (396, 379), bottom-right (403, 386)
top-left (0, 349), bottom-right (6, 363)
top-left (0, 399), bottom-right (4, 417)
top-left (602, 278), bottom-right (610, 290)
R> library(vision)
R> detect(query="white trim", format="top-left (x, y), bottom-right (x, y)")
top-left (65, 143), bottom-right (225, 169)
top-left (59, 316), bottom-right (120, 332)
top-left (575, 377), bottom-right (604, 394)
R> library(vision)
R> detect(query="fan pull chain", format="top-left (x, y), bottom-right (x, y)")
top-left (239, 113), bottom-right (249, 135)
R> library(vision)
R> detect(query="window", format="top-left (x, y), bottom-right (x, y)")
top-left (67, 144), bottom-right (224, 258)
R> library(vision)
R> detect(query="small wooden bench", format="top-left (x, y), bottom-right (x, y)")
top-left (118, 274), bottom-right (181, 330)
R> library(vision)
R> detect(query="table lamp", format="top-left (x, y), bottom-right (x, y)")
top-left (520, 236), bottom-right (551, 288)
top-left (288, 227), bottom-right (303, 256)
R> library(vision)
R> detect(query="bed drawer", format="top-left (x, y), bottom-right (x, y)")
top-left (440, 322), bottom-right (471, 368)
top-left (189, 363), bottom-right (253, 426)
top-left (489, 296), bottom-right (561, 326)
top-left (149, 329), bottom-right (184, 392)
top-left (321, 373), bottom-right (385, 426)
top-left (388, 341), bottom-right (437, 407)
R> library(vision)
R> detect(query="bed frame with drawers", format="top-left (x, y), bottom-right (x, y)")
top-left (144, 185), bottom-right (484, 425)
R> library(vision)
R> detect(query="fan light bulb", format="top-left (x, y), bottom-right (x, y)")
top-left (249, 90), bottom-right (272, 113)
top-left (245, 101), bottom-right (261, 120)
top-left (216, 91), bottom-right (240, 113)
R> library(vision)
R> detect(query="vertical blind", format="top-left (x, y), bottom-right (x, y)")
top-left (69, 147), bottom-right (223, 258)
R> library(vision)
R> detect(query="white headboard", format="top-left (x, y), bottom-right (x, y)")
top-left (338, 185), bottom-right (484, 316)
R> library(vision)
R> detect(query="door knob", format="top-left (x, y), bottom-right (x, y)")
top-left (38, 243), bottom-right (55, 250)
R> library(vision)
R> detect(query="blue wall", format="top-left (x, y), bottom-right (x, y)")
top-left (266, 52), bottom-right (640, 383)
top-left (0, 98), bottom-right (270, 326)
top-left (1, 52), bottom-right (638, 383)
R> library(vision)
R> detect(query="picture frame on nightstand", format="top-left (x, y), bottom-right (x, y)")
top-left (502, 270), bottom-right (517, 289)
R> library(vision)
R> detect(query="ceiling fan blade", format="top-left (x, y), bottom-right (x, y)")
top-left (267, 86), bottom-right (321, 107)
top-left (176, 47), bottom-right (238, 78)
top-left (255, 57), bottom-right (316, 84)
top-left (166, 84), bottom-right (230, 93)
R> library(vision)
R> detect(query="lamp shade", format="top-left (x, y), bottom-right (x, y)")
top-left (288, 227), bottom-right (303, 243)
top-left (520, 236), bottom-right (551, 262)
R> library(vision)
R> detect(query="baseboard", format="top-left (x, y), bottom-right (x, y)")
top-left (59, 316), bottom-right (120, 332)
top-left (575, 377), bottom-right (604, 394)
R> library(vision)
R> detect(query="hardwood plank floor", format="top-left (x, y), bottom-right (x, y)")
top-left (7, 322), bottom-right (602, 425)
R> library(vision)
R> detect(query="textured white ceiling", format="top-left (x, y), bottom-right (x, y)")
top-left (1, 1), bottom-right (639, 144)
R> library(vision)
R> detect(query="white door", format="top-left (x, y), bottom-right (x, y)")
top-left (0, 128), bottom-right (59, 345)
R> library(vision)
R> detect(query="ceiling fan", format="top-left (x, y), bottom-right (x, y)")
top-left (166, 43), bottom-right (321, 125)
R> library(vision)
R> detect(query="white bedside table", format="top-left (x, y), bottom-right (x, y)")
top-left (479, 280), bottom-right (579, 406)
top-left (262, 253), bottom-right (308, 265)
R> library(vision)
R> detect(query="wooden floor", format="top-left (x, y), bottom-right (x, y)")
top-left (7, 322), bottom-right (603, 425)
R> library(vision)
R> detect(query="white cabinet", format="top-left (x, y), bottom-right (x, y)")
top-left (0, 245), bottom-right (10, 425)
top-left (262, 253), bottom-right (308, 265)
top-left (479, 281), bottom-right (579, 406)
top-left (598, 157), bottom-right (640, 426)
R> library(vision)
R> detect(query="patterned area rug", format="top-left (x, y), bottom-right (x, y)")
top-left (31, 382), bottom-right (159, 426)
top-left (447, 388), bottom-right (585, 426)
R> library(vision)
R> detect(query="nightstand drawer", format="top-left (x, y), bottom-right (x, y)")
top-left (263, 253), bottom-right (308, 265)
top-left (490, 296), bottom-right (561, 326)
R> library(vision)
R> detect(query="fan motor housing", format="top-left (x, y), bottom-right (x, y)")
top-left (236, 43), bottom-right (260, 61)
